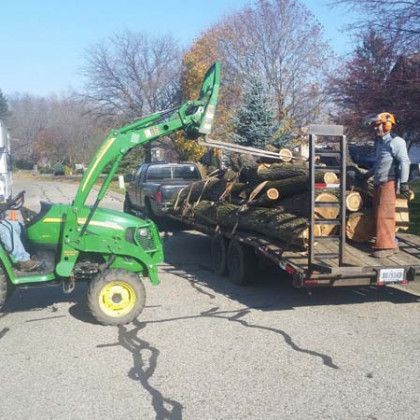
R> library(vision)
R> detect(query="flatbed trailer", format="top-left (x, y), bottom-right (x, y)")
top-left (168, 214), bottom-right (420, 288)
top-left (167, 124), bottom-right (420, 288)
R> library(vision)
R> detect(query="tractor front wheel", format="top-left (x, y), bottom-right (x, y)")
top-left (87, 269), bottom-right (146, 326)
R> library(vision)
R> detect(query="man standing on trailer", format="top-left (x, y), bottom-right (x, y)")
top-left (368, 112), bottom-right (411, 258)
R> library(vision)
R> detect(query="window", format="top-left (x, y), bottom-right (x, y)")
top-left (173, 165), bottom-right (201, 180)
top-left (146, 165), bottom-right (172, 181)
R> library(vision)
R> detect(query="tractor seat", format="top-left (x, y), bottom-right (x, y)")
top-left (24, 201), bottom-right (53, 227)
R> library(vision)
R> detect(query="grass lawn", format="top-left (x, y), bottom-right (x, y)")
top-left (408, 180), bottom-right (420, 235)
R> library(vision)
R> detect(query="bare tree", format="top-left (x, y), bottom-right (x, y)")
top-left (6, 94), bottom-right (49, 161)
top-left (184, 0), bottom-right (334, 132)
top-left (333, 0), bottom-right (420, 52)
top-left (82, 30), bottom-right (182, 124)
top-left (7, 94), bottom-right (106, 166)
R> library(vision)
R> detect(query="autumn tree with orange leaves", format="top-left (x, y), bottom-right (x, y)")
top-left (181, 0), bottom-right (333, 145)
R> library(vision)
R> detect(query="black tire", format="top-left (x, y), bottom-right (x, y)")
top-left (123, 194), bottom-right (133, 214)
top-left (211, 235), bottom-right (227, 276)
top-left (144, 198), bottom-right (163, 225)
top-left (0, 267), bottom-right (12, 309)
top-left (144, 198), bottom-right (153, 218)
top-left (227, 239), bottom-right (258, 286)
top-left (87, 269), bottom-right (146, 326)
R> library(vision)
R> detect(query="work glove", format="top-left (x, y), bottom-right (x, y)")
top-left (362, 171), bottom-right (372, 181)
top-left (400, 183), bottom-right (412, 200)
top-left (355, 170), bottom-right (371, 185)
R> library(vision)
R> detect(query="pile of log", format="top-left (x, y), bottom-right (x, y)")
top-left (171, 148), bottom-right (414, 249)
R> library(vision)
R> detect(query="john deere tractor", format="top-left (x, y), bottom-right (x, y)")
top-left (0, 63), bottom-right (220, 325)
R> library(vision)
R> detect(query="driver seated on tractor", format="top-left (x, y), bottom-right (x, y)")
top-left (0, 219), bottom-right (42, 272)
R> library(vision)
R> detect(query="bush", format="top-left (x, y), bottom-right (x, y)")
top-left (39, 166), bottom-right (53, 174)
top-left (14, 159), bottom-right (34, 170)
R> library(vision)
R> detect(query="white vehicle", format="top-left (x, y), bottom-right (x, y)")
top-left (0, 120), bottom-right (12, 202)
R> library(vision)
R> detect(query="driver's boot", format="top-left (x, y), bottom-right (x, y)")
top-left (17, 258), bottom-right (43, 272)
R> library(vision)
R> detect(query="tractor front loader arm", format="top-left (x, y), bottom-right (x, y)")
top-left (55, 63), bottom-right (220, 278)
top-left (74, 62), bottom-right (220, 208)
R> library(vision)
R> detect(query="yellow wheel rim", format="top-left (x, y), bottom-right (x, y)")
top-left (98, 281), bottom-right (137, 318)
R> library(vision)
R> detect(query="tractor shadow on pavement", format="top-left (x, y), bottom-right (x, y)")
top-left (2, 283), bottom-right (86, 316)
top-left (162, 230), bottom-right (420, 311)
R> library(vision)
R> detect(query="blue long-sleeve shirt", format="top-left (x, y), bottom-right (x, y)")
top-left (372, 132), bottom-right (410, 185)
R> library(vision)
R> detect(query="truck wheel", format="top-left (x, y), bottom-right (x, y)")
top-left (123, 195), bottom-right (133, 214)
top-left (87, 269), bottom-right (146, 326)
top-left (144, 199), bottom-right (154, 219)
top-left (211, 235), bottom-right (227, 276)
top-left (227, 239), bottom-right (257, 286)
top-left (0, 267), bottom-right (13, 309)
top-left (144, 199), bottom-right (162, 225)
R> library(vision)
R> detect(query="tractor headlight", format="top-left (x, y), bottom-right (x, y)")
top-left (136, 227), bottom-right (156, 251)
top-left (138, 228), bottom-right (150, 237)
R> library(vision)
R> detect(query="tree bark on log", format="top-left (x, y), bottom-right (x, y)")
top-left (240, 162), bottom-right (306, 183)
top-left (174, 178), bottom-right (223, 206)
top-left (189, 201), bottom-right (323, 248)
top-left (257, 162), bottom-right (307, 180)
top-left (261, 175), bottom-right (308, 199)
top-left (259, 191), bottom-right (339, 218)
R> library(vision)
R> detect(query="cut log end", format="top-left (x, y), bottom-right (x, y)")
top-left (279, 148), bottom-right (293, 162)
top-left (314, 192), bottom-right (339, 219)
top-left (324, 172), bottom-right (339, 184)
top-left (266, 188), bottom-right (279, 200)
top-left (346, 191), bottom-right (363, 212)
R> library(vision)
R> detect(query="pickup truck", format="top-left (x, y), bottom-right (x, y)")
top-left (124, 162), bottom-right (202, 219)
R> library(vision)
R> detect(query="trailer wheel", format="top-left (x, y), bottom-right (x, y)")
top-left (211, 235), bottom-right (228, 276)
top-left (87, 269), bottom-right (146, 326)
top-left (227, 239), bottom-right (257, 286)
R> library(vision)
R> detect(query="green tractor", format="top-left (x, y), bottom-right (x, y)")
top-left (0, 63), bottom-right (220, 325)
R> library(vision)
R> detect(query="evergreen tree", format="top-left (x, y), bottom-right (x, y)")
top-left (0, 90), bottom-right (9, 120)
top-left (231, 75), bottom-right (278, 149)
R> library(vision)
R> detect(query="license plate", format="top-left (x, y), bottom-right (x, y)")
top-left (377, 268), bottom-right (405, 285)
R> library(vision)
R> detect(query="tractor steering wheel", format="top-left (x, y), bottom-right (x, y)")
top-left (7, 190), bottom-right (25, 210)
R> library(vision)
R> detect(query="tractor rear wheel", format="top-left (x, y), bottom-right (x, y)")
top-left (0, 267), bottom-right (12, 309)
top-left (87, 269), bottom-right (146, 326)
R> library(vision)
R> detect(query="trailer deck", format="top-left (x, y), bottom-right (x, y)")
top-left (169, 213), bottom-right (420, 287)
top-left (284, 233), bottom-right (420, 270)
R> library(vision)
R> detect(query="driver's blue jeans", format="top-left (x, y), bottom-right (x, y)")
top-left (0, 220), bottom-right (30, 262)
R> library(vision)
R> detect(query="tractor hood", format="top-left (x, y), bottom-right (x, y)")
top-left (26, 203), bottom-right (157, 247)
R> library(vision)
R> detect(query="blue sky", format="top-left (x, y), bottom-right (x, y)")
top-left (0, 0), bottom-right (358, 96)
